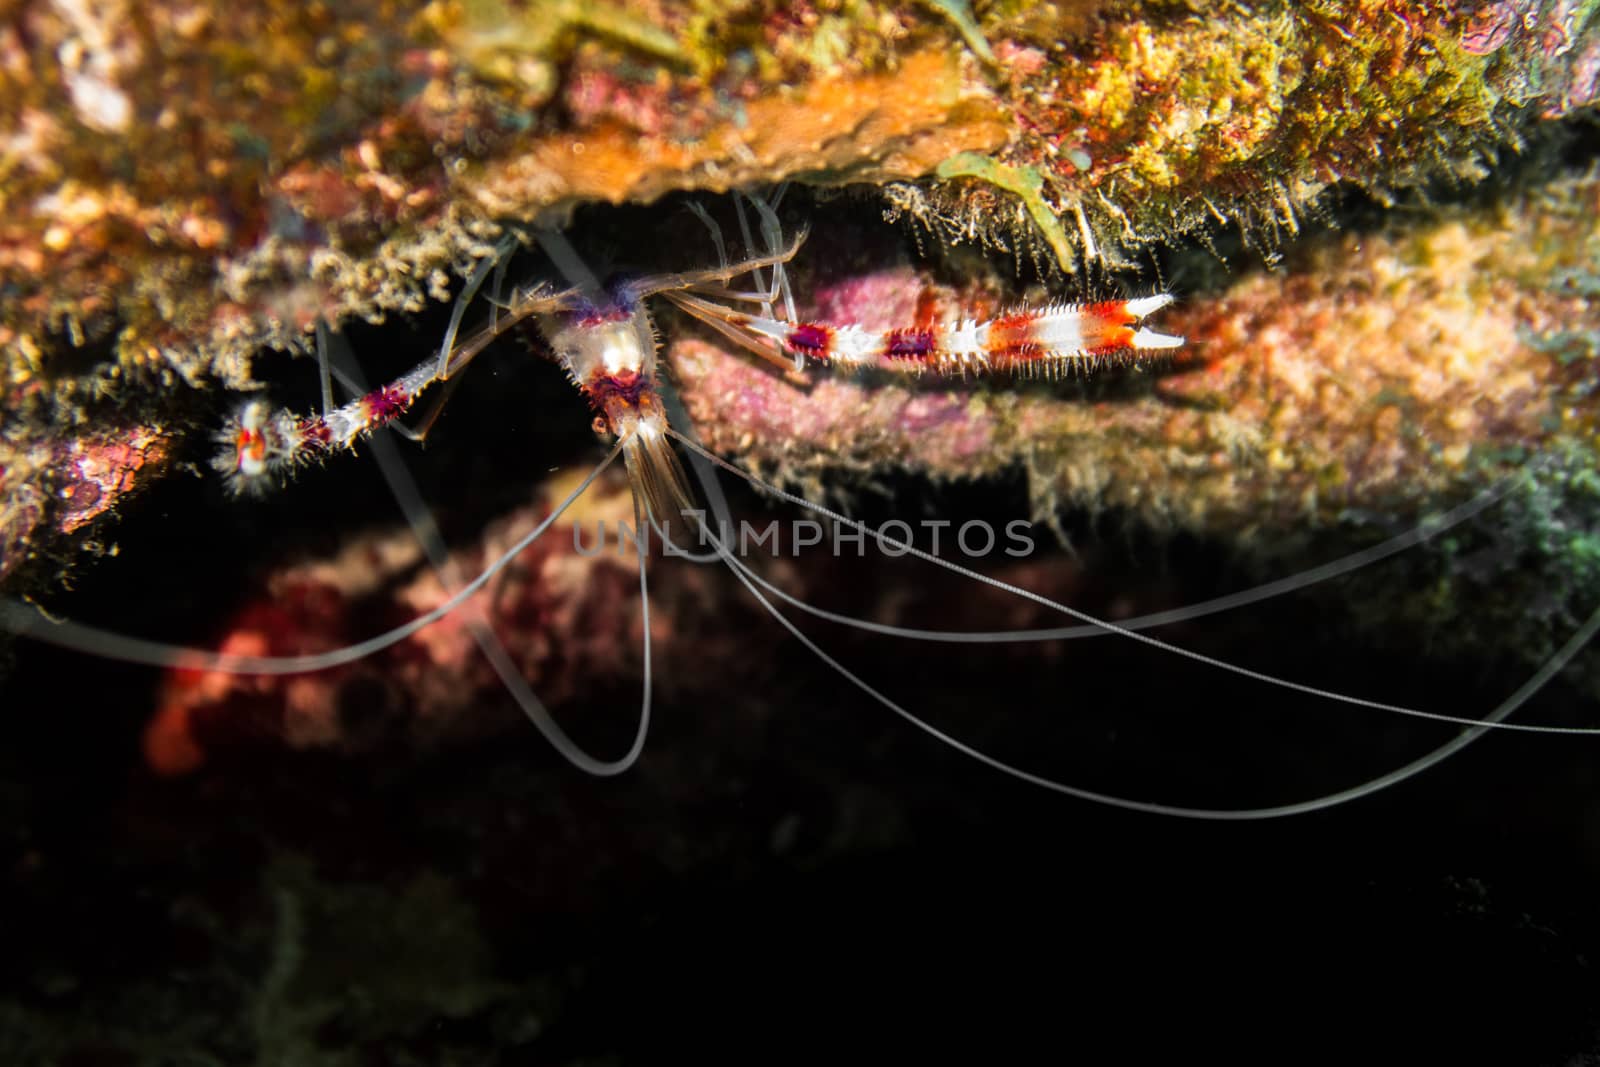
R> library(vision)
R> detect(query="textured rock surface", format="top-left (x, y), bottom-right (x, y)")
top-left (4, 0), bottom-right (1598, 589)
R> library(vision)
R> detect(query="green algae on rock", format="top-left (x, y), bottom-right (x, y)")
top-left (894, 1), bottom-right (1599, 269)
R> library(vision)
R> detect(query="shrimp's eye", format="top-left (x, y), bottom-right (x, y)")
top-left (591, 415), bottom-right (610, 436)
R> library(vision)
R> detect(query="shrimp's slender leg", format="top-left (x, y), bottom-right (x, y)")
top-left (315, 319), bottom-right (336, 417)
top-left (736, 185), bottom-right (798, 323)
top-left (680, 192), bottom-right (798, 310)
top-left (437, 234), bottom-right (521, 380)
top-left (535, 226), bottom-right (606, 295)
top-left (732, 192), bottom-right (774, 318)
top-left (212, 282), bottom-right (580, 495)
top-left (625, 226), bottom-right (809, 302)
top-left (442, 283), bottom-right (577, 372)
top-left (392, 377), bottom-right (467, 444)
top-left (333, 327), bottom-right (653, 775)
top-left (652, 198), bottom-right (810, 374)
top-left (400, 253), bottom-right (528, 443)
top-left (405, 247), bottom-right (517, 445)
top-left (660, 290), bottom-right (808, 375)
top-left (489, 244), bottom-right (514, 333)
top-left (685, 201), bottom-right (729, 274)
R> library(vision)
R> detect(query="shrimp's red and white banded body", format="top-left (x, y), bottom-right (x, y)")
top-left (212, 222), bottom-right (1184, 523)
top-left (210, 244), bottom-right (798, 517)
top-left (213, 352), bottom-right (452, 496)
top-left (677, 293), bottom-right (1183, 377)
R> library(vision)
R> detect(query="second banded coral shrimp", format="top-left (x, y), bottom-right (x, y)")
top-left (3, 190), bottom-right (1598, 826)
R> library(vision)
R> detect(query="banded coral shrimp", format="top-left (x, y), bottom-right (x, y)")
top-left (5, 189), bottom-right (1596, 801)
top-left (4, 189), bottom-right (1600, 1060)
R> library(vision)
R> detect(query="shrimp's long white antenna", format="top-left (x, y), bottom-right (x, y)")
top-left (333, 333), bottom-right (650, 775)
top-left (0, 443), bottom-right (623, 674)
top-left (700, 474), bottom-right (1519, 644)
top-left (740, 186), bottom-right (798, 324)
top-left (666, 429), bottom-right (1600, 738)
top-left (715, 520), bottom-right (1600, 818)
top-left (661, 429), bottom-right (1600, 816)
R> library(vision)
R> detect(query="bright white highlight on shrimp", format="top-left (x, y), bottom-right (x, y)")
top-left (3, 190), bottom-right (1595, 821)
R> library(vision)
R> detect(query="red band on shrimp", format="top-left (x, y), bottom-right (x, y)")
top-left (984, 313), bottom-right (1038, 360)
top-left (882, 327), bottom-right (937, 362)
top-left (236, 427), bottom-right (265, 465)
top-left (300, 419), bottom-right (332, 446)
top-left (785, 322), bottom-right (833, 357)
top-left (362, 384), bottom-right (411, 423)
top-left (1075, 302), bottom-right (1143, 352)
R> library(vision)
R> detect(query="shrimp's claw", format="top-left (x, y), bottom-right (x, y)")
top-left (1121, 294), bottom-right (1185, 351)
